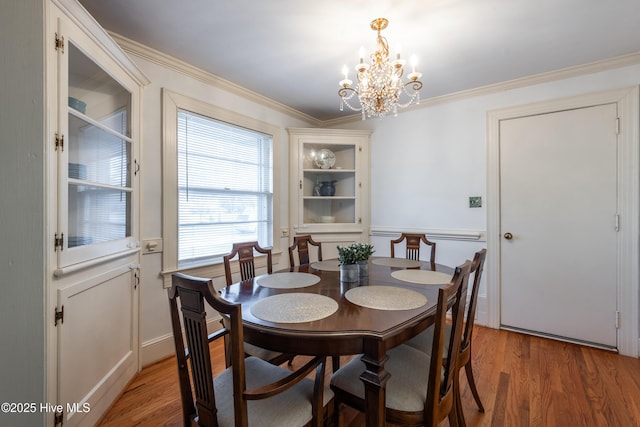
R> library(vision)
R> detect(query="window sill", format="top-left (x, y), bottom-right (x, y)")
top-left (161, 251), bottom-right (282, 288)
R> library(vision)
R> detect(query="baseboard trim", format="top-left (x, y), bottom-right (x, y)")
top-left (500, 325), bottom-right (618, 352)
top-left (141, 316), bottom-right (223, 367)
top-left (475, 294), bottom-right (488, 327)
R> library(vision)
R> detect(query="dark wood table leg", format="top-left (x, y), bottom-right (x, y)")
top-left (359, 340), bottom-right (390, 427)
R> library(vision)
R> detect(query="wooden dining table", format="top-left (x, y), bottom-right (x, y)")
top-left (220, 256), bottom-right (455, 427)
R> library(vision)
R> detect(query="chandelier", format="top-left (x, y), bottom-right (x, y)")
top-left (338, 18), bottom-right (423, 120)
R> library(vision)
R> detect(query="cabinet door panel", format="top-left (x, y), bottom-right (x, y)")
top-left (57, 267), bottom-right (138, 426)
top-left (56, 20), bottom-right (138, 268)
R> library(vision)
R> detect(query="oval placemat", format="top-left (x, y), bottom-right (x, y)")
top-left (310, 259), bottom-right (340, 271)
top-left (255, 272), bottom-right (320, 289)
top-left (391, 269), bottom-right (452, 285)
top-left (250, 293), bottom-right (338, 323)
top-left (372, 257), bottom-right (422, 268)
top-left (345, 286), bottom-right (427, 311)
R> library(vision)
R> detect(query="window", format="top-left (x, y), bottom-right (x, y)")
top-left (177, 111), bottom-right (273, 265)
top-left (162, 90), bottom-right (281, 276)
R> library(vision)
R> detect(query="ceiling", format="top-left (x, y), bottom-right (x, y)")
top-left (77, 0), bottom-right (640, 122)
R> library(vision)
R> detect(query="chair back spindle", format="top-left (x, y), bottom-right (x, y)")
top-left (462, 249), bottom-right (487, 352)
top-left (426, 261), bottom-right (470, 424)
top-left (224, 241), bottom-right (273, 286)
top-left (289, 235), bottom-right (323, 267)
top-left (390, 233), bottom-right (436, 267)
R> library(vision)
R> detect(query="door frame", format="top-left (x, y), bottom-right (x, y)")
top-left (486, 86), bottom-right (639, 357)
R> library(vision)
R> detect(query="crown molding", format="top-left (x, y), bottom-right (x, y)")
top-left (325, 51), bottom-right (640, 126)
top-left (108, 30), bottom-right (640, 128)
top-left (109, 33), bottom-right (321, 127)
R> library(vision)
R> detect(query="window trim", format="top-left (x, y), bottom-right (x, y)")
top-left (161, 89), bottom-right (281, 286)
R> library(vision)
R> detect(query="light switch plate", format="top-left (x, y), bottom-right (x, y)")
top-left (469, 196), bottom-right (482, 208)
top-left (142, 238), bottom-right (163, 254)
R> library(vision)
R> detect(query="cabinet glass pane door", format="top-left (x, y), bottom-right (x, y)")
top-left (67, 42), bottom-right (132, 248)
top-left (301, 143), bottom-right (357, 224)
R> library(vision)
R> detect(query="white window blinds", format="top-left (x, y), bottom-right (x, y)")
top-left (177, 110), bottom-right (273, 266)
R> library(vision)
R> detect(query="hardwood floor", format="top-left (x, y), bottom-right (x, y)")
top-left (98, 326), bottom-right (640, 426)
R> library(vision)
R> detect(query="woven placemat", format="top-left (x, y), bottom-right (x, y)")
top-left (390, 269), bottom-right (452, 285)
top-left (310, 259), bottom-right (341, 271)
top-left (255, 272), bottom-right (320, 289)
top-left (345, 286), bottom-right (427, 311)
top-left (250, 293), bottom-right (338, 323)
top-left (372, 257), bottom-right (422, 268)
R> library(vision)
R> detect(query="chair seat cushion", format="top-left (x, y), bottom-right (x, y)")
top-left (214, 356), bottom-right (334, 427)
top-left (330, 345), bottom-right (432, 413)
top-left (405, 323), bottom-right (452, 357)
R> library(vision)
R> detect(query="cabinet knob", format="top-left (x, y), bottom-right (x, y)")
top-left (299, 180), bottom-right (302, 189)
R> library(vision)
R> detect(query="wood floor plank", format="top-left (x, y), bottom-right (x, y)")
top-left (503, 331), bottom-right (530, 427)
top-left (98, 326), bottom-right (640, 427)
top-left (587, 348), bottom-right (639, 427)
top-left (556, 343), bottom-right (594, 426)
top-left (489, 371), bottom-right (510, 427)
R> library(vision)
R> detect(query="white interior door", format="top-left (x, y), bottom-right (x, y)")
top-left (499, 103), bottom-right (618, 348)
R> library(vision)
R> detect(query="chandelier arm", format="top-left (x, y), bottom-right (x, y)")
top-left (403, 80), bottom-right (423, 92)
top-left (396, 87), bottom-right (421, 108)
top-left (338, 87), bottom-right (359, 98)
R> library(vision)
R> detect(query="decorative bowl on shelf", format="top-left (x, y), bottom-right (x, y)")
top-left (314, 148), bottom-right (336, 169)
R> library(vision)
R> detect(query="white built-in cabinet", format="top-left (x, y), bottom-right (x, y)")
top-left (47, 1), bottom-right (148, 425)
top-left (288, 128), bottom-right (372, 258)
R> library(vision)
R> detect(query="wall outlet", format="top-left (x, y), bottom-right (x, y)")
top-left (469, 196), bottom-right (482, 208)
top-left (280, 228), bottom-right (290, 238)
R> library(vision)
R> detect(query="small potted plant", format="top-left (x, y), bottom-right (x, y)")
top-left (337, 244), bottom-right (359, 282)
top-left (353, 243), bottom-right (375, 277)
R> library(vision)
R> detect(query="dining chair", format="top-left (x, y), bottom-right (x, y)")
top-left (330, 260), bottom-right (472, 427)
top-left (169, 272), bottom-right (333, 427)
top-left (223, 241), bottom-right (273, 286)
top-left (390, 233), bottom-right (437, 266)
top-left (289, 234), bottom-right (323, 267)
top-left (223, 241), bottom-right (292, 366)
top-left (404, 248), bottom-right (487, 420)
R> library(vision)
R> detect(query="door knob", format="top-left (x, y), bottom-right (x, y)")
top-left (503, 232), bottom-right (513, 240)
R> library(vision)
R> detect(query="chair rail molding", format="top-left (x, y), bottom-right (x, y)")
top-left (370, 226), bottom-right (484, 241)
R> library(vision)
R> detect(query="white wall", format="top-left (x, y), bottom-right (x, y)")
top-left (0, 1), bottom-right (47, 425)
top-left (336, 63), bottom-right (640, 326)
top-left (132, 54), bottom-right (314, 365)
top-left (135, 51), bottom-right (640, 364)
